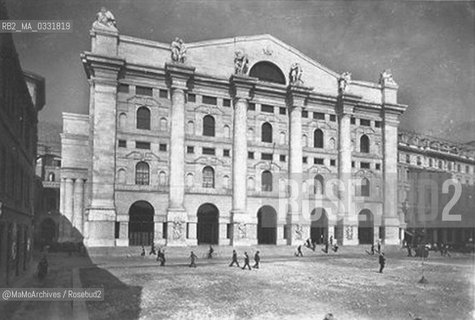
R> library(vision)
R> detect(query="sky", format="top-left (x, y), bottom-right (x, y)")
top-left (4, 0), bottom-right (475, 143)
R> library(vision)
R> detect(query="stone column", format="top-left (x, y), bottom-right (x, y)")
top-left (165, 63), bottom-right (195, 246)
top-left (381, 80), bottom-right (407, 245)
top-left (58, 177), bottom-right (66, 240)
top-left (337, 94), bottom-right (360, 245)
top-left (230, 75), bottom-right (256, 246)
top-left (73, 178), bottom-right (85, 241)
top-left (81, 50), bottom-right (124, 247)
top-left (63, 178), bottom-right (74, 241)
top-left (287, 85), bottom-right (312, 245)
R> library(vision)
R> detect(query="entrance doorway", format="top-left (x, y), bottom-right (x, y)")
top-left (257, 206), bottom-right (277, 244)
top-left (128, 201), bottom-right (154, 246)
top-left (197, 203), bottom-right (219, 244)
top-left (310, 208), bottom-right (328, 244)
top-left (358, 209), bottom-right (374, 244)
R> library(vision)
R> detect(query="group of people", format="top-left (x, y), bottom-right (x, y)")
top-left (140, 244), bottom-right (261, 270)
top-left (298, 236), bottom-right (339, 256)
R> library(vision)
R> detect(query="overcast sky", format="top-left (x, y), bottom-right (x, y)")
top-left (5, 0), bottom-right (475, 143)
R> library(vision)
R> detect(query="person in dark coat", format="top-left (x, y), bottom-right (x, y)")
top-left (140, 246), bottom-right (146, 257)
top-left (149, 242), bottom-right (156, 255)
top-left (370, 244), bottom-right (375, 255)
top-left (332, 243), bottom-right (339, 252)
top-left (189, 251), bottom-right (197, 268)
top-left (229, 250), bottom-right (240, 267)
top-left (208, 245), bottom-right (214, 259)
top-left (379, 252), bottom-right (386, 273)
top-left (296, 245), bottom-right (303, 257)
top-left (242, 252), bottom-right (251, 270)
top-left (322, 240), bottom-right (329, 254)
top-left (253, 251), bottom-right (260, 269)
top-left (37, 256), bottom-right (48, 280)
top-left (329, 235), bottom-right (333, 246)
top-left (377, 240), bottom-right (381, 254)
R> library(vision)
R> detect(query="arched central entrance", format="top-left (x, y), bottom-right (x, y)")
top-left (257, 206), bottom-right (277, 244)
top-left (40, 218), bottom-right (56, 245)
top-left (358, 209), bottom-right (374, 244)
top-left (129, 201), bottom-right (154, 246)
top-left (197, 203), bottom-right (219, 244)
top-left (310, 208), bottom-right (328, 244)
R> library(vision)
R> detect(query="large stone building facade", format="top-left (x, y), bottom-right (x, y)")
top-left (60, 13), bottom-right (409, 247)
top-left (0, 0), bottom-right (45, 286)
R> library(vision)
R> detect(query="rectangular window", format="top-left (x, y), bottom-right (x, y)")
top-left (376, 163), bottom-right (381, 170)
top-left (406, 154), bottom-right (410, 164)
top-left (351, 117), bottom-right (356, 125)
top-left (303, 156), bottom-right (308, 164)
top-left (330, 159), bottom-right (336, 166)
top-left (136, 141), bottom-right (151, 149)
top-left (375, 121), bottom-right (381, 128)
top-left (429, 159), bottom-right (433, 167)
top-left (314, 158), bottom-right (324, 165)
top-left (280, 155), bottom-right (286, 162)
top-left (118, 84), bottom-right (129, 93)
top-left (223, 149), bottom-right (230, 157)
top-left (159, 89), bottom-right (168, 98)
top-left (248, 152), bottom-right (254, 159)
top-left (163, 222), bottom-right (167, 239)
top-left (352, 161), bottom-right (355, 168)
top-left (466, 165), bottom-right (470, 173)
top-left (202, 95), bottom-right (217, 105)
top-left (136, 86), bottom-right (153, 96)
top-left (262, 153), bottom-right (273, 161)
top-left (314, 112), bottom-right (325, 120)
top-left (279, 107), bottom-right (286, 115)
top-left (223, 99), bottom-right (231, 107)
top-left (302, 110), bottom-right (308, 118)
top-left (227, 224), bottom-right (232, 239)
top-left (330, 114), bottom-right (336, 122)
top-left (114, 222), bottom-right (120, 239)
top-left (360, 119), bottom-right (371, 126)
top-left (248, 103), bottom-right (256, 111)
top-left (361, 162), bottom-right (370, 169)
top-left (159, 144), bottom-right (167, 151)
top-left (118, 140), bottom-right (126, 148)
top-left (187, 146), bottom-right (194, 154)
top-left (202, 147), bottom-right (215, 155)
top-left (187, 93), bottom-right (196, 102)
top-left (261, 104), bottom-right (274, 113)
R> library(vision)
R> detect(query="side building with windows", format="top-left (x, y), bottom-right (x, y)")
top-left (397, 131), bottom-right (475, 247)
top-left (60, 13), bottom-right (407, 247)
top-left (0, 0), bottom-right (45, 286)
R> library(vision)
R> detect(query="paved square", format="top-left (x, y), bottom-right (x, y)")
top-left (80, 250), bottom-right (474, 320)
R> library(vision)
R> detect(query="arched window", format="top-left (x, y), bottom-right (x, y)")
top-left (329, 137), bottom-right (336, 150)
top-left (117, 169), bottom-right (126, 184)
top-left (119, 113), bottom-right (127, 129)
top-left (248, 128), bottom-right (254, 141)
top-left (224, 125), bottom-right (231, 139)
top-left (302, 134), bottom-right (308, 147)
top-left (203, 115), bottom-right (215, 137)
top-left (135, 162), bottom-right (150, 185)
top-left (136, 107), bottom-right (151, 130)
top-left (223, 175), bottom-right (230, 189)
top-left (314, 174), bottom-right (324, 195)
top-left (202, 166), bottom-right (215, 188)
top-left (158, 171), bottom-right (167, 186)
top-left (249, 61), bottom-right (286, 84)
top-left (360, 135), bottom-right (370, 153)
top-left (261, 122), bottom-right (273, 143)
top-left (160, 117), bottom-right (168, 131)
top-left (186, 173), bottom-right (194, 187)
top-left (314, 129), bottom-right (324, 148)
top-left (361, 178), bottom-right (370, 197)
top-left (261, 170), bottom-right (273, 192)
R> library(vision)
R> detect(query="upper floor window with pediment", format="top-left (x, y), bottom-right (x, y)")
top-left (136, 107), bottom-right (151, 130)
top-left (261, 122), bottom-right (273, 143)
top-left (314, 129), bottom-right (324, 148)
top-left (360, 135), bottom-right (370, 153)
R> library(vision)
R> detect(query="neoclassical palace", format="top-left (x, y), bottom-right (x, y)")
top-left (58, 11), bottom-right (473, 248)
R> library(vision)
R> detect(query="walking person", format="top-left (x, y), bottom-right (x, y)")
top-left (229, 250), bottom-right (240, 267)
top-left (379, 252), bottom-right (386, 273)
top-left (208, 245), bottom-right (214, 259)
top-left (37, 256), bottom-right (48, 280)
top-left (242, 252), bottom-right (251, 270)
top-left (329, 235), bottom-right (333, 246)
top-left (377, 240), bottom-right (381, 254)
top-left (149, 242), bottom-right (156, 255)
top-left (322, 240), bottom-right (329, 254)
top-left (189, 251), bottom-right (197, 268)
top-left (296, 245), bottom-right (303, 257)
top-left (253, 251), bottom-right (260, 269)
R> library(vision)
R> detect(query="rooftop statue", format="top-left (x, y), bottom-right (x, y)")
top-left (379, 69), bottom-right (397, 86)
top-left (93, 7), bottom-right (117, 30)
top-left (289, 63), bottom-right (303, 85)
top-left (234, 50), bottom-right (249, 75)
top-left (170, 38), bottom-right (187, 63)
top-left (338, 72), bottom-right (352, 93)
